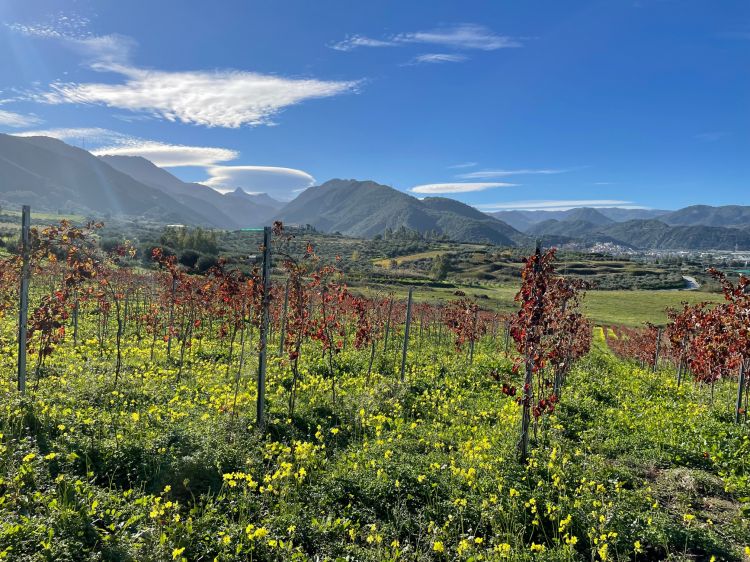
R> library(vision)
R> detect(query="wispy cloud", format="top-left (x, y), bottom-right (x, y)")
top-left (13, 125), bottom-right (313, 197)
top-left (330, 35), bottom-right (397, 51)
top-left (717, 30), bottom-right (750, 41)
top-left (9, 16), bottom-right (359, 128)
top-left (204, 165), bottom-right (315, 199)
top-left (447, 161), bottom-right (477, 169)
top-left (332, 24), bottom-right (520, 52)
top-left (14, 127), bottom-right (238, 167)
top-left (6, 15), bottom-right (135, 66)
top-left (407, 53), bottom-right (468, 65)
top-left (14, 126), bottom-right (127, 144)
top-left (478, 199), bottom-right (639, 212)
top-left (31, 66), bottom-right (359, 128)
top-left (410, 182), bottom-right (516, 194)
top-left (396, 24), bottom-right (521, 50)
top-left (694, 131), bottom-right (728, 142)
top-left (0, 109), bottom-right (42, 127)
top-left (457, 168), bottom-right (572, 179)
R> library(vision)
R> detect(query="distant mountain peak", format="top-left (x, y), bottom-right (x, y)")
top-left (275, 177), bottom-right (525, 245)
top-left (319, 178), bottom-right (382, 190)
top-left (660, 205), bottom-right (750, 228)
top-left (564, 207), bottom-right (614, 226)
top-left (98, 152), bottom-right (277, 226)
top-left (223, 188), bottom-right (283, 210)
top-left (228, 186), bottom-right (251, 196)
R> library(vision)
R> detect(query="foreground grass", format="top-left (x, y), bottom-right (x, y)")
top-left (0, 323), bottom-right (747, 560)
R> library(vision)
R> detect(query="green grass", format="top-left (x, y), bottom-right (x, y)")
top-left (371, 244), bottom-right (490, 267)
top-left (1, 309), bottom-right (748, 560)
top-left (372, 249), bottom-right (448, 267)
top-left (0, 210), bottom-right (88, 223)
top-left (356, 282), bottom-right (718, 326)
top-left (582, 289), bottom-right (718, 326)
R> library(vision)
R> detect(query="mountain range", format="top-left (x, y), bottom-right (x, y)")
top-left (0, 133), bottom-right (282, 229)
top-left (1, 133), bottom-right (749, 251)
top-left (98, 154), bottom-right (282, 228)
top-left (490, 207), bottom-right (668, 232)
top-left (525, 210), bottom-right (750, 251)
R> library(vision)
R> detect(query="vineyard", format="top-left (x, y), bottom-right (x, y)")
top-left (0, 218), bottom-right (748, 561)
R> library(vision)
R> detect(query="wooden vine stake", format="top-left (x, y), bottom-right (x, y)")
top-left (383, 296), bottom-right (393, 354)
top-left (736, 363), bottom-right (746, 424)
top-left (278, 277), bottom-right (289, 357)
top-left (469, 306), bottom-right (479, 364)
top-left (17, 205), bottom-right (30, 394)
top-left (652, 327), bottom-right (662, 372)
top-left (400, 287), bottom-right (413, 381)
top-left (518, 243), bottom-right (542, 462)
top-left (167, 277), bottom-right (177, 358)
top-left (256, 226), bottom-right (272, 429)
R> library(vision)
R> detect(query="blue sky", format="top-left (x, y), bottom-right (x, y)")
top-left (0, 0), bottom-right (747, 210)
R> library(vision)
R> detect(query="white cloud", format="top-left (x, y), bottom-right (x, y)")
top-left (0, 109), bottom-right (42, 127)
top-left (409, 53), bottom-right (468, 65)
top-left (395, 24), bottom-right (521, 50)
top-left (33, 66), bottom-right (359, 128)
top-left (718, 30), bottom-right (750, 41)
top-left (332, 24), bottom-right (520, 52)
top-left (13, 126), bottom-right (311, 195)
top-left (6, 18), bottom-right (86, 40)
top-left (14, 127), bottom-right (238, 167)
top-left (447, 161), bottom-right (477, 169)
top-left (204, 165), bottom-right (315, 199)
top-left (9, 16), bottom-right (358, 128)
top-left (478, 199), bottom-right (640, 212)
top-left (457, 168), bottom-right (571, 179)
top-left (410, 182), bottom-right (516, 194)
top-left (6, 18), bottom-right (135, 66)
top-left (13, 126), bottom-right (126, 144)
top-left (92, 142), bottom-right (238, 168)
top-left (694, 131), bottom-right (728, 142)
top-left (77, 35), bottom-right (136, 67)
top-left (330, 35), bottom-right (397, 51)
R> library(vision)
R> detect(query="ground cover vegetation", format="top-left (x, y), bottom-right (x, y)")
top-left (0, 220), bottom-right (747, 560)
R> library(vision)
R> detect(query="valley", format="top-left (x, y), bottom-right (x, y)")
top-left (2, 133), bottom-right (750, 254)
top-left (2, 4), bottom-right (749, 560)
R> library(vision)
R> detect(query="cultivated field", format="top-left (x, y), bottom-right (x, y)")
top-left (0, 221), bottom-right (747, 561)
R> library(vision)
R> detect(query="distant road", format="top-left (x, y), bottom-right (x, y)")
top-left (682, 275), bottom-right (700, 290)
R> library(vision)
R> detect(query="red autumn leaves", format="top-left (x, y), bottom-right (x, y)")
top-left (510, 247), bottom-right (590, 422)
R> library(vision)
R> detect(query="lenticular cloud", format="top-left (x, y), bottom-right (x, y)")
top-left (37, 66), bottom-right (359, 128)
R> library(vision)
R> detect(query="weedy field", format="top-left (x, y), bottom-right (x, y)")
top-left (1, 320), bottom-right (749, 561)
top-left (0, 221), bottom-right (748, 561)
